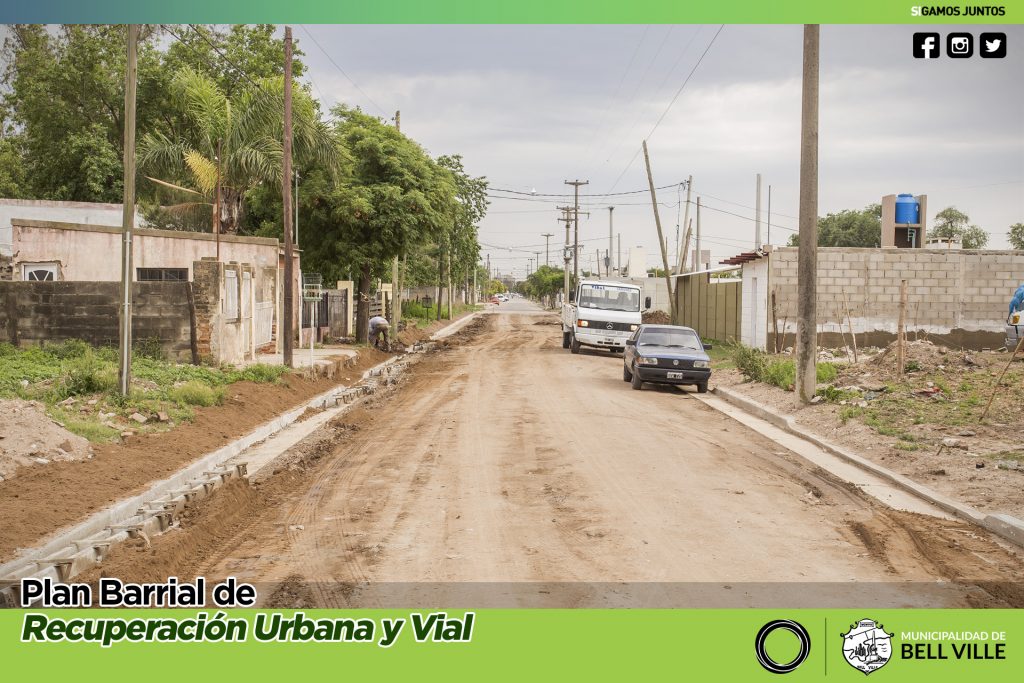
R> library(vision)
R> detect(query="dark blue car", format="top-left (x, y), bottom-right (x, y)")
top-left (622, 324), bottom-right (712, 393)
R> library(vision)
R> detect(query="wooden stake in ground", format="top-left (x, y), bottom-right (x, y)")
top-left (771, 289), bottom-right (780, 353)
top-left (897, 279), bottom-right (907, 377)
top-left (642, 140), bottom-right (677, 323)
top-left (980, 336), bottom-right (1024, 422)
top-left (842, 290), bottom-right (858, 363)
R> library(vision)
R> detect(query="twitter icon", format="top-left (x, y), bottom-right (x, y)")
top-left (980, 32), bottom-right (1007, 58)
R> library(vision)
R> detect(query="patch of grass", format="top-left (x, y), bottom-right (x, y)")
top-left (168, 381), bottom-right (224, 407)
top-left (49, 407), bottom-right (121, 442)
top-left (838, 406), bottom-right (864, 424)
top-left (731, 345), bottom-right (836, 391)
top-left (233, 364), bottom-right (288, 384)
top-left (60, 350), bottom-right (117, 398)
top-left (893, 441), bottom-right (921, 451)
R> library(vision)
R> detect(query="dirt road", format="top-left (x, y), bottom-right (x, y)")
top-left (97, 301), bottom-right (1024, 607)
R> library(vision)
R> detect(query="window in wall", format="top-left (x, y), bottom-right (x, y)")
top-left (224, 269), bottom-right (239, 320)
top-left (22, 263), bottom-right (59, 281)
top-left (137, 268), bottom-right (188, 281)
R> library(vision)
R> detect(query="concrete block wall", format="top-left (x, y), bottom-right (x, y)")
top-left (765, 247), bottom-right (1024, 350)
top-left (191, 258), bottom-right (256, 365)
top-left (0, 281), bottom-right (192, 359)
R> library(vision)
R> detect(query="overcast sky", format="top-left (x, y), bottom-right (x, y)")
top-left (299, 24), bottom-right (1022, 277)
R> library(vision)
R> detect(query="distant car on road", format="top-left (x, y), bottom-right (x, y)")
top-left (622, 324), bottom-right (712, 393)
top-left (489, 295), bottom-right (501, 305)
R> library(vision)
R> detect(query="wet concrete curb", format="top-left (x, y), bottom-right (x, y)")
top-left (707, 386), bottom-right (1024, 548)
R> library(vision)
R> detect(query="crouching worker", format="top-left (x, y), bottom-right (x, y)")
top-left (369, 315), bottom-right (391, 351)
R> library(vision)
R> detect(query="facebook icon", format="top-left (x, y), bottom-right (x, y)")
top-left (913, 32), bottom-right (940, 59)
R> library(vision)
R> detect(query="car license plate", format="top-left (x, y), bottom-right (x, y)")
top-left (667, 371), bottom-right (684, 379)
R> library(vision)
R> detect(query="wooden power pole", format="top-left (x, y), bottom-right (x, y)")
top-left (642, 140), bottom-right (677, 323)
top-left (282, 26), bottom-right (295, 368)
top-left (391, 110), bottom-right (402, 331)
top-left (674, 175), bottom-right (693, 274)
top-left (795, 24), bottom-right (820, 403)
top-left (564, 179), bottom-right (588, 288)
top-left (118, 24), bottom-right (138, 396)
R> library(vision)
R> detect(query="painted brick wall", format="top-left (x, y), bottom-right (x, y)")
top-left (766, 247), bottom-right (1024, 349)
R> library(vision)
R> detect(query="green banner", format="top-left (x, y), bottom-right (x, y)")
top-left (3, 609), bottom-right (1021, 681)
top-left (0, 0), bottom-right (1021, 24)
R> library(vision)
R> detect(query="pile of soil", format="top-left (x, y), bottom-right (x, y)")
top-left (865, 339), bottom-right (987, 379)
top-left (642, 310), bottom-right (671, 324)
top-left (0, 399), bottom-right (93, 480)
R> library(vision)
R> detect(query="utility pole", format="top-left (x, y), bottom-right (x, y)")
top-left (755, 173), bottom-right (763, 250)
top-left (282, 26), bottom-right (295, 368)
top-left (541, 233), bottom-right (554, 267)
top-left (617, 234), bottom-right (621, 276)
top-left (118, 24), bottom-right (138, 396)
top-left (642, 140), bottom-right (677, 323)
top-left (390, 110), bottom-right (401, 331)
top-left (767, 184), bottom-right (772, 246)
top-left (608, 206), bottom-right (615, 275)
top-left (695, 197), bottom-right (703, 272)
top-left (674, 175), bottom-right (693, 274)
top-left (558, 206), bottom-right (573, 302)
top-left (795, 24), bottom-right (820, 404)
top-left (565, 179), bottom-right (589, 288)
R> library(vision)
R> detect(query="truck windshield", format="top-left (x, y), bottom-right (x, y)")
top-left (638, 328), bottom-right (703, 350)
top-left (578, 285), bottom-right (640, 312)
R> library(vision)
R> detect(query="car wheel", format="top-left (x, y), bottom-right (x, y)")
top-left (623, 364), bottom-right (632, 382)
top-left (697, 382), bottom-right (708, 394)
top-left (630, 365), bottom-right (643, 390)
top-left (562, 331), bottom-right (570, 349)
top-left (570, 334), bottom-right (581, 354)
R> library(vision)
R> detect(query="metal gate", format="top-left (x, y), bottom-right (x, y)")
top-left (327, 291), bottom-right (349, 337)
top-left (241, 271), bottom-right (252, 356)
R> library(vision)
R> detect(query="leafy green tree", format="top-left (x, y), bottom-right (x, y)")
top-left (304, 106), bottom-right (456, 341)
top-left (138, 66), bottom-right (337, 234)
top-left (1008, 222), bottom-right (1024, 250)
top-left (522, 265), bottom-right (564, 307)
top-left (1, 25), bottom-right (169, 201)
top-left (786, 204), bottom-right (881, 247)
top-left (931, 206), bottom-right (989, 249)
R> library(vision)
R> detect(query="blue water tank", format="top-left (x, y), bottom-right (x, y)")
top-left (894, 193), bottom-right (919, 224)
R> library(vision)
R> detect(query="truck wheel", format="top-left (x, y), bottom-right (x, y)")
top-left (697, 382), bottom-right (708, 394)
top-left (570, 334), bottom-right (581, 354)
top-left (623, 364), bottom-right (632, 382)
top-left (562, 331), bottom-right (570, 349)
top-left (630, 366), bottom-right (643, 390)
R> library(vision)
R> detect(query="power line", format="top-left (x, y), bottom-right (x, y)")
top-left (298, 24), bottom-right (389, 117)
top-left (489, 182), bottom-right (684, 198)
top-left (604, 25), bottom-right (726, 195)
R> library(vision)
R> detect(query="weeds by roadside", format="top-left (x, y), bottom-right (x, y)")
top-left (401, 302), bottom-right (481, 328)
top-left (0, 340), bottom-right (289, 442)
top-left (731, 344), bottom-right (837, 391)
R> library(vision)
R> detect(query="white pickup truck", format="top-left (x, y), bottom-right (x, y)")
top-left (561, 279), bottom-right (650, 354)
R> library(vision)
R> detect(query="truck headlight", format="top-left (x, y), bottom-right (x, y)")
top-left (638, 357), bottom-right (658, 365)
top-left (693, 360), bottom-right (710, 369)
top-left (1014, 313), bottom-right (1021, 324)
top-left (577, 320), bottom-right (589, 327)
top-left (630, 324), bottom-right (639, 331)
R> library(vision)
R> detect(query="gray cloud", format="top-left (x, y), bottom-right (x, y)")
top-left (298, 24), bottom-right (1024, 276)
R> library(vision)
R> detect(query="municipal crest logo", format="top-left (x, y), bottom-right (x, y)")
top-left (841, 619), bottom-right (893, 675)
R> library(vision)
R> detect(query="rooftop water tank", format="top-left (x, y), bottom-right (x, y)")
top-left (895, 193), bottom-right (919, 224)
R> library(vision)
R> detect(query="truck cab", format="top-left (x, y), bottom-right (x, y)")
top-left (561, 280), bottom-right (649, 354)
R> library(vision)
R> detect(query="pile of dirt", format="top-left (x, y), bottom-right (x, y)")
top-left (0, 399), bottom-right (93, 480)
top-left (642, 310), bottom-right (671, 324)
top-left (866, 339), bottom-right (987, 379)
top-left (0, 364), bottom-right (373, 562)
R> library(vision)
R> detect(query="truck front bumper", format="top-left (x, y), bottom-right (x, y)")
top-left (575, 328), bottom-right (632, 349)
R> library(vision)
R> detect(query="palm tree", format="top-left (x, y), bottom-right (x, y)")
top-left (139, 67), bottom-right (339, 234)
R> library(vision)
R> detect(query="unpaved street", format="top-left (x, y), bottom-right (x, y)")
top-left (99, 301), bottom-right (1024, 607)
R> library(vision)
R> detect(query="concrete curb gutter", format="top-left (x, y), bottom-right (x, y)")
top-left (707, 385), bottom-right (1024, 548)
top-left (0, 331), bottom-right (458, 600)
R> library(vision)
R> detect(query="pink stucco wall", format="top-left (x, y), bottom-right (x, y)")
top-left (11, 218), bottom-right (281, 282)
